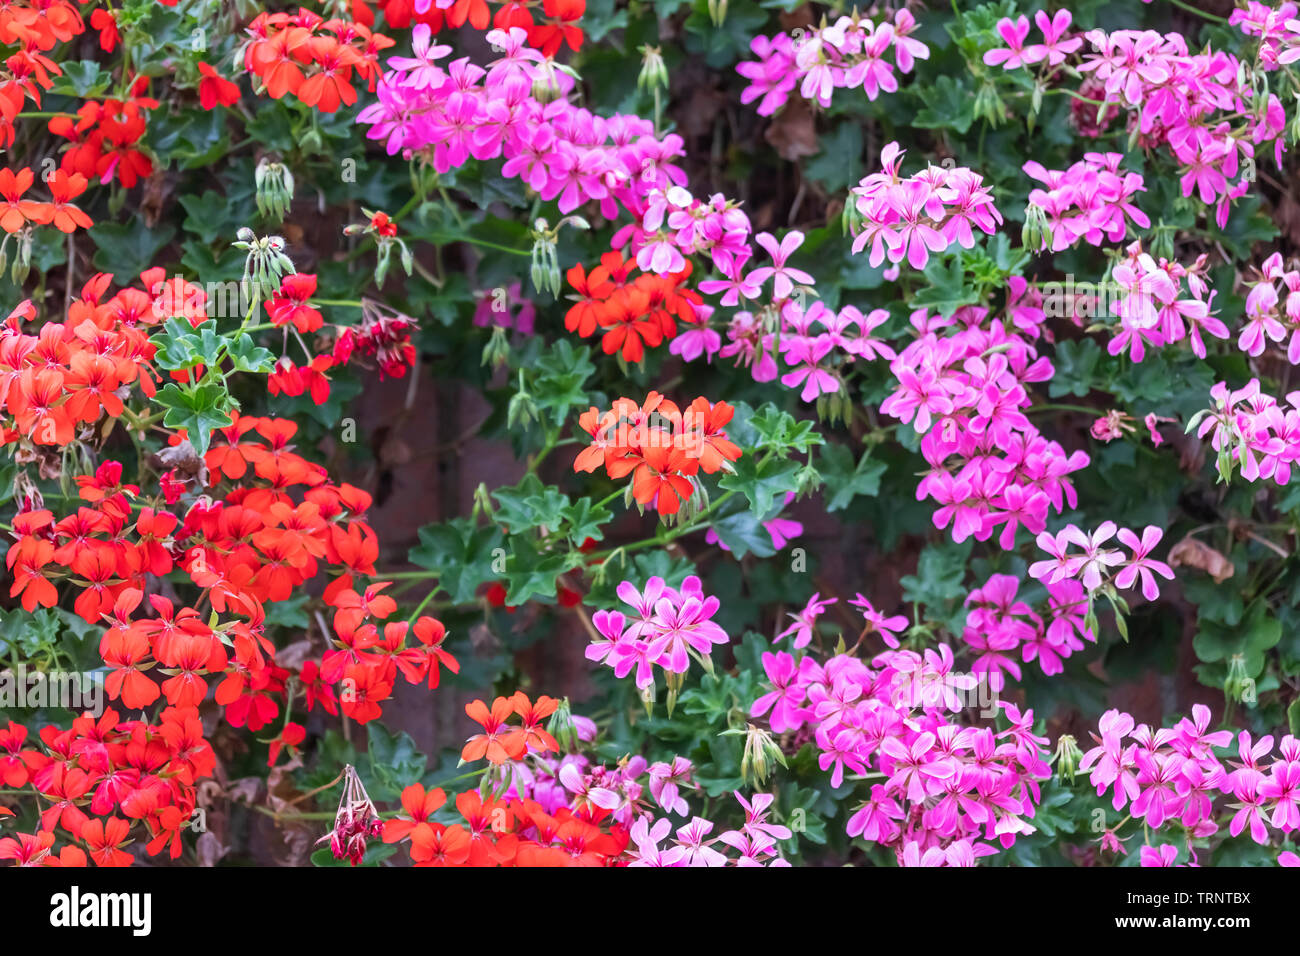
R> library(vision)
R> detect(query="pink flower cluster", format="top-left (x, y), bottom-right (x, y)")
top-left (677, 229), bottom-right (897, 405)
top-left (880, 304), bottom-right (1090, 549)
top-left (1241, 252), bottom-right (1300, 361)
top-left (586, 576), bottom-right (729, 690)
top-left (848, 142), bottom-right (1002, 270)
top-left (1077, 28), bottom-right (1286, 226)
top-left (776, 593), bottom-right (909, 650)
top-left (982, 10), bottom-right (1083, 69)
top-left (1023, 153), bottom-right (1149, 253)
top-left (1030, 521), bottom-right (1174, 600)
top-left (963, 573), bottom-right (1094, 689)
top-left (1106, 243), bottom-right (1225, 363)
top-left (750, 646), bottom-right (1050, 866)
top-left (736, 10), bottom-right (929, 116)
top-left (1193, 378), bottom-right (1300, 485)
top-left (988, 18), bottom-right (1289, 228)
top-left (629, 791), bottom-right (792, 867)
top-left (360, 25), bottom-right (756, 279)
top-left (1080, 707), bottom-right (1300, 863)
top-left (1231, 2), bottom-right (1300, 70)
top-left (366, 15), bottom-right (887, 412)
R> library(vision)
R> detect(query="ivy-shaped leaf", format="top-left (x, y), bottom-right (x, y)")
top-left (155, 382), bottom-right (234, 456)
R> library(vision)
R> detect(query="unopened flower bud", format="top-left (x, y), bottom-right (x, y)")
top-left (1225, 654), bottom-right (1256, 705)
top-left (637, 45), bottom-right (668, 93)
top-left (739, 723), bottom-right (786, 789)
top-left (255, 158), bottom-right (295, 224)
top-left (1053, 734), bottom-right (1083, 784)
top-left (546, 697), bottom-right (577, 752)
top-left (1021, 202), bottom-right (1048, 252)
top-left (507, 375), bottom-right (537, 430)
top-left (481, 325), bottom-right (510, 369)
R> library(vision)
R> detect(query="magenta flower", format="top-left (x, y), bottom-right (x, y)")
top-left (1115, 525), bottom-right (1175, 600)
top-left (628, 817), bottom-right (687, 867)
top-left (1139, 843), bottom-right (1181, 867)
top-left (647, 756), bottom-right (695, 816)
top-left (673, 817), bottom-right (727, 867)
top-left (880, 731), bottom-right (956, 803)
top-left (1063, 521), bottom-right (1126, 591)
top-left (387, 23), bottom-right (452, 90)
top-left (776, 592), bottom-right (836, 649)
top-left (747, 231), bottom-right (816, 299)
top-left (983, 16), bottom-right (1033, 69)
top-left (848, 594), bottom-right (909, 648)
top-left (1023, 9), bottom-right (1082, 66)
top-left (751, 651), bottom-right (806, 733)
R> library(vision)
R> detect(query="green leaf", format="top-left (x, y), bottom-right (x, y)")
top-left (491, 474), bottom-right (571, 534)
top-left (913, 74), bottom-right (977, 135)
top-left (805, 123), bottom-right (864, 193)
top-left (560, 497), bottom-right (613, 545)
top-left (226, 333), bottom-right (275, 373)
top-left (1049, 339), bottom-right (1102, 399)
top-left (901, 539), bottom-right (973, 626)
top-left (718, 455), bottom-right (801, 516)
top-left (408, 518), bottom-right (506, 605)
top-left (711, 507), bottom-right (777, 559)
top-left (818, 444), bottom-right (886, 511)
top-left (53, 60), bottom-right (112, 97)
top-left (363, 723), bottom-right (427, 803)
top-left (501, 536), bottom-right (584, 606)
top-left (532, 340), bottom-right (597, 427)
top-left (178, 191), bottom-right (242, 245)
top-left (913, 254), bottom-right (979, 317)
top-left (88, 221), bottom-right (177, 279)
top-left (149, 319), bottom-right (224, 371)
top-left (155, 382), bottom-right (234, 456)
top-left (1193, 600), bottom-right (1281, 677)
top-left (746, 404), bottom-right (824, 457)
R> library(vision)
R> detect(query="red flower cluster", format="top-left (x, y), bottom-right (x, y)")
top-left (266, 273), bottom-right (323, 335)
top-left (0, 707), bottom-right (215, 866)
top-left (332, 308), bottom-right (418, 379)
top-left (460, 692), bottom-right (558, 764)
top-left (351, 0), bottom-right (584, 55)
top-left (383, 781), bottom-right (629, 867)
top-left (244, 8), bottom-right (394, 112)
top-left (0, 0), bottom-right (83, 147)
top-left (565, 252), bottom-right (702, 363)
top-left (48, 84), bottom-right (159, 189)
top-left (2, 408), bottom-right (444, 730)
top-left (0, 288), bottom-right (163, 449)
top-left (312, 578), bottom-right (460, 723)
top-left (573, 392), bottom-right (742, 515)
top-left (0, 166), bottom-right (91, 234)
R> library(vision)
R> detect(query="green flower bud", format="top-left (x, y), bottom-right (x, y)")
top-left (481, 326), bottom-right (511, 369)
top-left (1053, 734), bottom-right (1084, 784)
top-left (1225, 654), bottom-right (1256, 705)
top-left (546, 697), bottom-right (578, 752)
top-left (255, 158), bottom-right (295, 225)
top-left (637, 45), bottom-right (668, 93)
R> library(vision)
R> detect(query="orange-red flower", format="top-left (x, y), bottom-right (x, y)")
top-left (461, 697), bottom-right (527, 764)
top-left (573, 392), bottom-right (741, 517)
top-left (197, 62), bottom-right (241, 110)
top-left (563, 253), bottom-right (700, 362)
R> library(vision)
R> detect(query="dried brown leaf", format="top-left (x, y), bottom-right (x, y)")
top-left (1167, 536), bottom-right (1234, 583)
